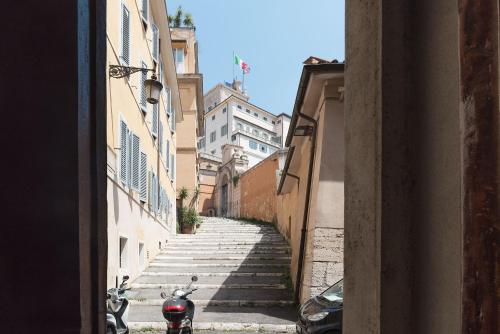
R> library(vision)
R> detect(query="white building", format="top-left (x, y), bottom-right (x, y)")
top-left (200, 82), bottom-right (291, 167)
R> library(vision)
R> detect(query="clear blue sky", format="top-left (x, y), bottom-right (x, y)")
top-left (167, 0), bottom-right (345, 116)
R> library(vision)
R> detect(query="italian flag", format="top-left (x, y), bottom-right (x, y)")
top-left (235, 54), bottom-right (250, 74)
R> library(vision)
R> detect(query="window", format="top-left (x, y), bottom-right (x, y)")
top-left (272, 120), bottom-right (276, 125)
top-left (170, 106), bottom-right (176, 132)
top-left (210, 131), bottom-right (216, 143)
top-left (245, 126), bottom-right (250, 132)
top-left (173, 48), bottom-right (185, 74)
top-left (152, 104), bottom-right (158, 138)
top-left (262, 133), bottom-right (269, 140)
top-left (245, 108), bottom-right (250, 113)
top-left (120, 3), bottom-right (130, 65)
top-left (231, 135), bottom-right (236, 141)
top-left (221, 124), bottom-right (228, 136)
top-left (140, 0), bottom-right (149, 23)
top-left (166, 139), bottom-right (170, 168)
top-left (277, 120), bottom-right (281, 124)
top-left (222, 107), bottom-right (227, 113)
top-left (249, 140), bottom-right (257, 150)
top-left (152, 23), bottom-right (159, 62)
top-left (150, 172), bottom-right (158, 213)
top-left (211, 150), bottom-right (216, 155)
top-left (131, 133), bottom-right (140, 190)
top-left (159, 122), bottom-right (163, 156)
top-left (260, 144), bottom-right (268, 153)
top-left (237, 122), bottom-right (243, 130)
top-left (170, 154), bottom-right (174, 179)
top-left (254, 112), bottom-right (258, 118)
top-left (214, 102), bottom-right (217, 107)
top-left (253, 129), bottom-right (259, 136)
top-left (212, 115), bottom-right (215, 120)
top-left (119, 119), bottom-right (129, 184)
top-left (140, 61), bottom-right (147, 112)
top-left (208, 106), bottom-right (213, 112)
top-left (238, 105), bottom-right (242, 110)
top-left (119, 237), bottom-right (128, 268)
top-left (263, 117), bottom-right (268, 121)
top-left (139, 152), bottom-right (148, 202)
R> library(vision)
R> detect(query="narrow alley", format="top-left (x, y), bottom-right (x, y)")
top-left (128, 217), bottom-right (296, 332)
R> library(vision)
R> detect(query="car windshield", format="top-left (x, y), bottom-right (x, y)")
top-left (321, 279), bottom-right (343, 302)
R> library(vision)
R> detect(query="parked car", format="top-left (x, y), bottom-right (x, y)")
top-left (296, 279), bottom-right (343, 334)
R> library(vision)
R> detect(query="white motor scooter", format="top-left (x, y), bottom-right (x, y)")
top-left (106, 275), bottom-right (131, 334)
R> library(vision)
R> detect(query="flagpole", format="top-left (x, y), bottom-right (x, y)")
top-left (242, 68), bottom-right (245, 92)
top-left (232, 51), bottom-right (235, 82)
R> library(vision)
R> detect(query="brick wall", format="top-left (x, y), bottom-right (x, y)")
top-left (240, 155), bottom-right (279, 222)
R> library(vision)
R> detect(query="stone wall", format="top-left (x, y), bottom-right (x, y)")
top-left (309, 228), bottom-right (344, 296)
top-left (240, 154), bottom-right (279, 222)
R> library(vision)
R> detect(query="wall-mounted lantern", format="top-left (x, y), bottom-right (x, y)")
top-left (109, 64), bottom-right (163, 105)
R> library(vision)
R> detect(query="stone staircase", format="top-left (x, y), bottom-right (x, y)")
top-left (128, 217), bottom-right (296, 332)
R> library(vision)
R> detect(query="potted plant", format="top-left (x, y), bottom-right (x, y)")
top-left (181, 207), bottom-right (200, 234)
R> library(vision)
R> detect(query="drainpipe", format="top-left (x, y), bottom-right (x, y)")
top-left (294, 112), bottom-right (318, 304)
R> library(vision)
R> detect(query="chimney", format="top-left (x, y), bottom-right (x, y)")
top-left (232, 79), bottom-right (242, 92)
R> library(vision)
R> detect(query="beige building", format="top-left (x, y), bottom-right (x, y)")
top-left (106, 0), bottom-right (182, 287)
top-left (170, 28), bottom-right (204, 211)
top-left (198, 153), bottom-right (221, 216)
top-left (278, 60), bottom-right (345, 302)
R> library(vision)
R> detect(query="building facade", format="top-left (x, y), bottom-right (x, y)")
top-left (278, 61), bottom-right (345, 302)
top-left (200, 82), bottom-right (291, 167)
top-left (170, 27), bottom-right (204, 211)
top-left (106, 0), bottom-right (181, 287)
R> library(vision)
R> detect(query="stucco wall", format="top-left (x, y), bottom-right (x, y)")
top-left (240, 155), bottom-right (279, 222)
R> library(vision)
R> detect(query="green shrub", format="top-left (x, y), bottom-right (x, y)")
top-left (182, 207), bottom-right (201, 226)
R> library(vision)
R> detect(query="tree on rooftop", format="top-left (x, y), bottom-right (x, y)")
top-left (168, 6), bottom-right (195, 29)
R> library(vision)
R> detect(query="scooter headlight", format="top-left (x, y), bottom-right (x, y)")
top-left (307, 311), bottom-right (329, 322)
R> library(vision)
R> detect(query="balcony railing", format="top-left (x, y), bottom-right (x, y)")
top-left (233, 129), bottom-right (281, 147)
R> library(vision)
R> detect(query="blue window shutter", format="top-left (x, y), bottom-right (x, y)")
top-left (159, 122), bottom-right (163, 157)
top-left (152, 24), bottom-right (159, 62)
top-left (152, 104), bottom-right (158, 137)
top-left (166, 140), bottom-right (170, 168)
top-left (119, 120), bottom-right (128, 184)
top-left (139, 152), bottom-right (147, 202)
top-left (121, 4), bottom-right (130, 65)
top-left (140, 61), bottom-right (147, 111)
top-left (131, 134), bottom-right (140, 190)
top-left (141, 0), bottom-right (148, 21)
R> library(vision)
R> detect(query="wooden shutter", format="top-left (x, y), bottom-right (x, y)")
top-left (152, 104), bottom-right (158, 137)
top-left (120, 119), bottom-right (128, 184)
top-left (131, 133), bottom-right (140, 190)
top-left (166, 140), bottom-right (170, 169)
top-left (121, 3), bottom-right (130, 65)
top-left (159, 122), bottom-right (163, 157)
top-left (152, 24), bottom-right (159, 62)
top-left (140, 61), bottom-right (147, 111)
top-left (141, 0), bottom-right (148, 21)
top-left (139, 152), bottom-right (147, 202)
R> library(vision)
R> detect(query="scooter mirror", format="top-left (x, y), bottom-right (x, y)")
top-left (191, 276), bottom-right (198, 282)
top-left (160, 292), bottom-right (167, 299)
top-left (122, 275), bottom-right (129, 281)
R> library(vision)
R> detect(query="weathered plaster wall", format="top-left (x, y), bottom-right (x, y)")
top-left (240, 155), bottom-right (279, 222)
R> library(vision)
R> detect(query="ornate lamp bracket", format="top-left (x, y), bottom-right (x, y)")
top-left (109, 65), bottom-right (154, 79)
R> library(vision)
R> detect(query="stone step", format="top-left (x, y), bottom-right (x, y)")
top-left (129, 288), bottom-right (293, 304)
top-left (161, 249), bottom-right (289, 255)
top-left (139, 271), bottom-right (284, 277)
top-left (149, 262), bottom-right (290, 268)
top-left (133, 274), bottom-right (284, 285)
top-left (144, 266), bottom-right (287, 274)
top-left (173, 237), bottom-right (284, 241)
top-left (169, 239), bottom-right (287, 244)
top-left (152, 258), bottom-right (290, 265)
top-left (128, 305), bottom-right (296, 332)
top-left (130, 299), bottom-right (294, 307)
top-left (163, 245), bottom-right (290, 251)
top-left (155, 255), bottom-right (291, 261)
top-left (131, 283), bottom-right (286, 289)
